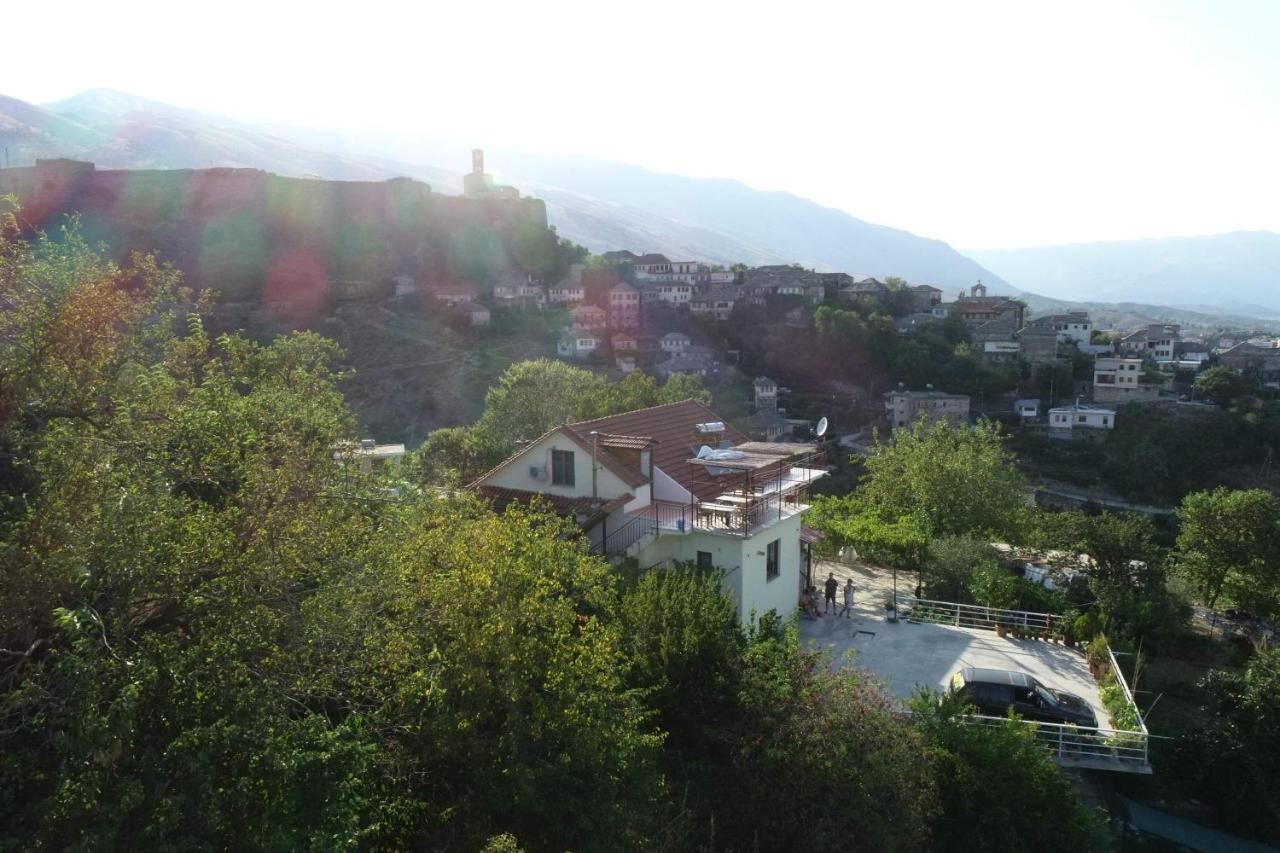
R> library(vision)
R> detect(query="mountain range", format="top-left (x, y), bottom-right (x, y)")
top-left (2, 89), bottom-right (1006, 289)
top-left (970, 232), bottom-right (1280, 314)
top-left (4, 88), bottom-right (1279, 326)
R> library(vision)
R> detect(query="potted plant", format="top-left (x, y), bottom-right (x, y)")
top-left (996, 621), bottom-right (1009, 639)
top-left (1086, 637), bottom-right (1111, 680)
top-left (883, 598), bottom-right (898, 623)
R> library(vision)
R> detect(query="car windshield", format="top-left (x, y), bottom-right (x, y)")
top-left (1034, 685), bottom-right (1059, 707)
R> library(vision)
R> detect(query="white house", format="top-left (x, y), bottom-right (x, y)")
top-left (660, 332), bottom-right (692, 354)
top-left (1015, 399), bottom-right (1040, 419)
top-left (557, 331), bottom-right (600, 358)
top-left (467, 400), bottom-right (827, 624)
top-left (1048, 404), bottom-right (1116, 440)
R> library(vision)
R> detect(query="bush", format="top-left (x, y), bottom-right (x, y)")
top-left (911, 691), bottom-right (1111, 853)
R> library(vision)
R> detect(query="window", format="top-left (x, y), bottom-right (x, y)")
top-left (551, 449), bottom-right (575, 486)
top-left (697, 551), bottom-right (714, 571)
top-left (766, 539), bottom-right (780, 580)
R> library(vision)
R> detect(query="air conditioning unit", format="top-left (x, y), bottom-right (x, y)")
top-left (529, 465), bottom-right (548, 480)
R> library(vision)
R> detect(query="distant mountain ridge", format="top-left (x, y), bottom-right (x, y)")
top-left (970, 232), bottom-right (1280, 313)
top-left (2, 88), bottom-right (1008, 290)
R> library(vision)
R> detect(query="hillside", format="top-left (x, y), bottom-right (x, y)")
top-left (4, 89), bottom-right (1010, 289)
top-left (1016, 290), bottom-right (1280, 334)
top-left (971, 232), bottom-right (1280, 314)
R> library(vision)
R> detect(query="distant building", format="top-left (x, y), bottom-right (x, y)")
top-left (633, 254), bottom-right (674, 279)
top-left (611, 332), bottom-right (639, 352)
top-left (655, 349), bottom-right (715, 378)
top-left (1217, 340), bottom-right (1280, 386)
top-left (607, 281), bottom-right (642, 330)
top-left (462, 149), bottom-right (520, 199)
top-left (945, 282), bottom-right (1026, 329)
top-left (1093, 357), bottom-right (1158, 403)
top-left (571, 304), bottom-right (607, 331)
top-left (884, 388), bottom-right (970, 431)
top-left (1119, 324), bottom-right (1180, 362)
top-left (910, 284), bottom-right (944, 312)
top-left (334, 438), bottom-right (406, 472)
top-left (452, 301), bottom-right (491, 327)
top-left (433, 282), bottom-right (479, 306)
top-left (753, 376), bottom-right (779, 412)
top-left (558, 330), bottom-right (601, 359)
top-left (1048, 403), bottom-right (1116, 440)
top-left (548, 264), bottom-right (586, 304)
top-left (1015, 399), bottom-right (1040, 419)
top-left (1028, 311), bottom-right (1092, 345)
top-left (689, 288), bottom-right (736, 320)
top-left (1018, 326), bottom-right (1060, 365)
top-left (660, 332), bottom-right (692, 354)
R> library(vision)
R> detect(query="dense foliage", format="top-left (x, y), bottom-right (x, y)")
top-left (0, 214), bottom-right (1116, 850)
top-left (1172, 487), bottom-right (1280, 617)
top-left (1167, 650), bottom-right (1280, 843)
top-left (911, 691), bottom-right (1109, 853)
top-left (411, 359), bottom-right (711, 485)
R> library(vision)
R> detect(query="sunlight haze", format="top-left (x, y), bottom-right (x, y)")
top-left (10, 0), bottom-right (1280, 248)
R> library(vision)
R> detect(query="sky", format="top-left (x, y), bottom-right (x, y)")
top-left (7, 0), bottom-right (1280, 249)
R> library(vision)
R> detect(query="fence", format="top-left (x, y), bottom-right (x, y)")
top-left (965, 713), bottom-right (1150, 771)
top-left (901, 597), bottom-right (1151, 772)
top-left (902, 597), bottom-right (1059, 633)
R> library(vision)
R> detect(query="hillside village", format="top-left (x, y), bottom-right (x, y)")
top-left (3, 149), bottom-right (1280, 852)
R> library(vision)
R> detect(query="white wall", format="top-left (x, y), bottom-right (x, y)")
top-left (634, 513), bottom-right (803, 625)
top-left (483, 431), bottom-right (634, 500)
top-left (736, 514), bottom-right (803, 624)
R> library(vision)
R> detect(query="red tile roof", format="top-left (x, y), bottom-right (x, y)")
top-left (569, 399), bottom-right (746, 500)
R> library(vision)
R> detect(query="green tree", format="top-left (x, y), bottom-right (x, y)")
top-left (1173, 487), bottom-right (1280, 612)
top-left (470, 358), bottom-right (609, 456)
top-left (925, 535), bottom-right (1002, 602)
top-left (858, 417), bottom-right (1027, 540)
top-left (1194, 365), bottom-right (1247, 406)
top-left (912, 691), bottom-right (1110, 853)
top-left (1170, 650), bottom-right (1280, 843)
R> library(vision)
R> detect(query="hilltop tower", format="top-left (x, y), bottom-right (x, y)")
top-left (463, 148), bottom-right (520, 199)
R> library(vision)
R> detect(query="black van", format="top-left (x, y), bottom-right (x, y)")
top-left (949, 667), bottom-right (1099, 728)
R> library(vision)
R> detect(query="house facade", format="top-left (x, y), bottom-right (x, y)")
top-left (467, 400), bottom-right (826, 624)
top-left (608, 281), bottom-right (642, 330)
top-left (1048, 404), bottom-right (1116, 440)
top-left (571, 304), bottom-right (608, 330)
top-left (1029, 312), bottom-right (1092, 345)
top-left (884, 389), bottom-right (971, 431)
top-left (1119, 324), bottom-right (1180, 362)
top-left (946, 282), bottom-right (1027, 329)
top-left (1093, 357), bottom-right (1158, 403)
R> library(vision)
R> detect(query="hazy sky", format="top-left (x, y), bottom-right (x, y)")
top-left (9, 0), bottom-right (1280, 249)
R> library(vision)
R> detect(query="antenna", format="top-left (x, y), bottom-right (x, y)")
top-left (815, 417), bottom-right (829, 438)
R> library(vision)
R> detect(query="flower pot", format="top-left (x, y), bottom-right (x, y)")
top-left (996, 624), bottom-right (1008, 639)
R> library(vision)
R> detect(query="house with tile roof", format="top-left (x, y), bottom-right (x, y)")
top-left (466, 399), bottom-right (827, 623)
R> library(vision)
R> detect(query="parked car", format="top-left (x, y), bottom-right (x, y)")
top-left (949, 667), bottom-right (1099, 728)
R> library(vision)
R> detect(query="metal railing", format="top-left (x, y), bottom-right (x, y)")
top-left (964, 713), bottom-right (1150, 771)
top-left (591, 514), bottom-right (655, 557)
top-left (902, 597), bottom-right (1059, 633)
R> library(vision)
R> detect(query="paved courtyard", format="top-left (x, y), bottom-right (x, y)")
top-left (802, 559), bottom-right (1109, 727)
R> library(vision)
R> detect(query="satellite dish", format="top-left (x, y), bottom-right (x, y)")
top-left (815, 417), bottom-right (829, 438)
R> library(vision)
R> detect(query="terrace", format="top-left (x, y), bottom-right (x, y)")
top-left (594, 442), bottom-right (826, 556)
top-left (801, 561), bottom-right (1151, 774)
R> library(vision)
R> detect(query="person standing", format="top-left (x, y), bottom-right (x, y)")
top-left (823, 572), bottom-right (838, 615)
top-left (839, 578), bottom-right (855, 618)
